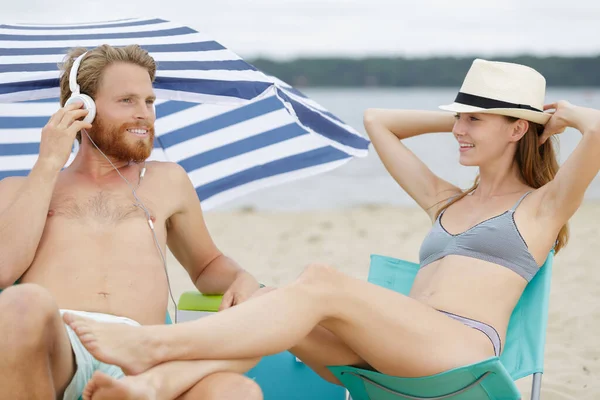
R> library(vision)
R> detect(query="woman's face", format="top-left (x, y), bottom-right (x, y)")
top-left (452, 112), bottom-right (522, 167)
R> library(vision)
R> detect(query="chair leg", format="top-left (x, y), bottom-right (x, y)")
top-left (531, 373), bottom-right (542, 400)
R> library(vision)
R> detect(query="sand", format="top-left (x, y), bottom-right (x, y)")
top-left (165, 201), bottom-right (600, 399)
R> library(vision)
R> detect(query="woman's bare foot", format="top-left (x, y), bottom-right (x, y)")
top-left (63, 313), bottom-right (159, 374)
top-left (83, 372), bottom-right (157, 400)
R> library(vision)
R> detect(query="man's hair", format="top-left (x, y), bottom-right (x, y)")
top-left (58, 44), bottom-right (157, 142)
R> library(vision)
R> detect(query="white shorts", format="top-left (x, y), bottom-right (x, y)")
top-left (60, 309), bottom-right (140, 400)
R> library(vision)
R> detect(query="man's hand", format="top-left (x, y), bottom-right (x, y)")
top-left (39, 101), bottom-right (92, 172)
top-left (218, 272), bottom-right (261, 311)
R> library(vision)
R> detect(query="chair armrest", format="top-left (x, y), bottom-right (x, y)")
top-left (343, 371), bottom-right (493, 399)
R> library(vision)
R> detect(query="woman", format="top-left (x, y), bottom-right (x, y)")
top-left (64, 59), bottom-right (600, 399)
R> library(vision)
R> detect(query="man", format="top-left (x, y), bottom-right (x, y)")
top-left (0, 44), bottom-right (263, 400)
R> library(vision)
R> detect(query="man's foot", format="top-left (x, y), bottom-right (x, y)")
top-left (63, 313), bottom-right (158, 374)
top-left (83, 372), bottom-right (157, 400)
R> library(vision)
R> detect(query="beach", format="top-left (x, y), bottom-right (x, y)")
top-left (165, 200), bottom-right (600, 399)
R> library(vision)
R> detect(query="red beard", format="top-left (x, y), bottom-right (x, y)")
top-left (85, 115), bottom-right (155, 163)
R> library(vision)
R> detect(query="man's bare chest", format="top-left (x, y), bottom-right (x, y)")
top-left (48, 189), bottom-right (159, 224)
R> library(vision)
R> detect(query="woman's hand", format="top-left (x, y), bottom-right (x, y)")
top-left (540, 101), bottom-right (600, 145)
top-left (539, 101), bottom-right (571, 146)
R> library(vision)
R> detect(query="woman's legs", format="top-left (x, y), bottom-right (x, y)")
top-left (65, 263), bottom-right (496, 377)
top-left (252, 286), bottom-right (368, 385)
top-left (289, 325), bottom-right (369, 385)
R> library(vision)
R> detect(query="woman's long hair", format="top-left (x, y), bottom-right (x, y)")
top-left (435, 116), bottom-right (569, 254)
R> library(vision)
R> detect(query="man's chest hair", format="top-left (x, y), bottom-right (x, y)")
top-left (49, 189), bottom-right (156, 223)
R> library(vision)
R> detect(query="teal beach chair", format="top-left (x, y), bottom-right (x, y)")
top-left (327, 252), bottom-right (554, 400)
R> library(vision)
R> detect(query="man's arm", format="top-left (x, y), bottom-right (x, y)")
top-left (0, 161), bottom-right (60, 288)
top-left (0, 102), bottom-right (91, 288)
top-left (165, 163), bottom-right (259, 299)
top-left (192, 253), bottom-right (255, 295)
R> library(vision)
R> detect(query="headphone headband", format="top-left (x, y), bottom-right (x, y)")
top-left (69, 51), bottom-right (88, 95)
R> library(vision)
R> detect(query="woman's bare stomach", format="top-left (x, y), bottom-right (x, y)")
top-left (408, 256), bottom-right (528, 342)
top-left (20, 220), bottom-right (172, 325)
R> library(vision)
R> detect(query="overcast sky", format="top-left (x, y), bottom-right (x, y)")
top-left (3, 0), bottom-right (599, 60)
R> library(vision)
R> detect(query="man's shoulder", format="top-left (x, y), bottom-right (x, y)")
top-left (147, 160), bottom-right (186, 174)
top-left (147, 161), bottom-right (190, 185)
top-left (147, 161), bottom-right (198, 214)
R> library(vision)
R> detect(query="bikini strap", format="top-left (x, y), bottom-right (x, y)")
top-left (510, 191), bottom-right (533, 212)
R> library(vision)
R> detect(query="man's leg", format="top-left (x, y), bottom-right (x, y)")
top-left (83, 358), bottom-right (260, 400)
top-left (177, 372), bottom-right (262, 400)
top-left (0, 283), bottom-right (77, 399)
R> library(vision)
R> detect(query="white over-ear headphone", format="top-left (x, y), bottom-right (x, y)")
top-left (64, 52), bottom-right (96, 124)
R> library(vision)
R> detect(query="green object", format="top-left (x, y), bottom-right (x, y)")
top-left (176, 283), bottom-right (264, 312)
top-left (178, 292), bottom-right (223, 312)
top-left (327, 252), bottom-right (554, 400)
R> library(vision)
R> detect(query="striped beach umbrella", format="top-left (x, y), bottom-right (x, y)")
top-left (0, 17), bottom-right (369, 209)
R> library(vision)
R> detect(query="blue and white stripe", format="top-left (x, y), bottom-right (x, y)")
top-left (0, 17), bottom-right (369, 209)
top-left (0, 18), bottom-right (273, 104)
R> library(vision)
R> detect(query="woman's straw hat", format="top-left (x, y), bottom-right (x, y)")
top-left (439, 59), bottom-right (551, 125)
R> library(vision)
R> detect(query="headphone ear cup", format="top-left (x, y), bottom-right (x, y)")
top-left (65, 93), bottom-right (96, 124)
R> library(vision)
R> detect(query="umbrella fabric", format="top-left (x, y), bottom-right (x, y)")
top-left (0, 18), bottom-right (369, 209)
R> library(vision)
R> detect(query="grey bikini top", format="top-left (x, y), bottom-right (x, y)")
top-left (418, 191), bottom-right (540, 281)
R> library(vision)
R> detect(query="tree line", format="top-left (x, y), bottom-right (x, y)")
top-left (248, 55), bottom-right (600, 87)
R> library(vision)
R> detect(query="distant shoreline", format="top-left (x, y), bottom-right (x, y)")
top-left (248, 55), bottom-right (600, 87)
